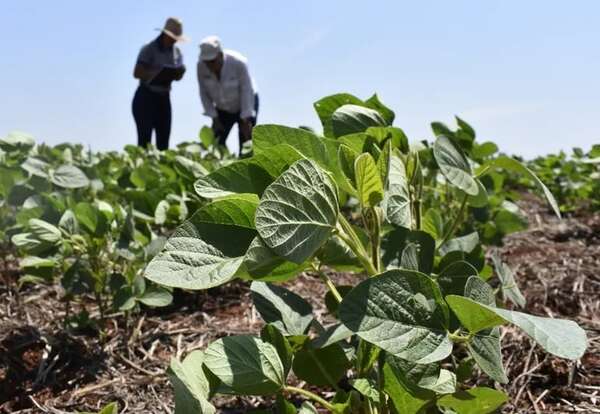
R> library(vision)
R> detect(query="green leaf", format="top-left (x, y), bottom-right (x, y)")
top-left (383, 363), bottom-right (435, 414)
top-left (292, 343), bottom-right (350, 387)
top-left (354, 153), bottom-right (384, 208)
top-left (437, 387), bottom-right (508, 414)
top-left (255, 159), bottom-right (339, 264)
top-left (298, 402), bottom-right (318, 414)
top-left (332, 104), bottom-right (386, 138)
top-left (311, 323), bottom-right (353, 349)
top-left (314, 93), bottom-right (364, 137)
top-left (154, 200), bottom-right (170, 225)
top-left (365, 93), bottom-right (395, 125)
top-left (243, 236), bottom-right (307, 282)
top-left (50, 165), bottom-right (89, 189)
top-left (439, 232), bottom-right (479, 256)
top-left (433, 135), bottom-right (478, 196)
top-left (318, 237), bottom-right (362, 273)
top-left (381, 229), bottom-right (435, 275)
top-left (382, 155), bottom-right (411, 228)
top-left (138, 286), bottom-right (173, 307)
top-left (168, 351), bottom-right (216, 414)
top-left (339, 269), bottom-right (452, 363)
top-left (75, 202), bottom-right (108, 236)
top-left (489, 156), bottom-right (561, 218)
top-left (203, 335), bottom-right (284, 395)
top-left (261, 324), bottom-right (293, 378)
top-left (28, 219), bottom-right (61, 244)
top-left (437, 261), bottom-right (479, 296)
top-left (199, 125), bottom-right (216, 148)
top-left (251, 281), bottom-right (313, 336)
top-left (276, 394), bottom-right (298, 414)
top-left (467, 179), bottom-right (488, 208)
top-left (0, 131), bottom-right (35, 152)
top-left (463, 277), bottom-right (507, 383)
top-left (21, 157), bottom-right (50, 178)
top-left (447, 294), bottom-right (587, 359)
top-left (472, 141), bottom-right (498, 160)
top-left (352, 378), bottom-right (380, 403)
top-left (194, 160), bottom-right (273, 199)
top-left (338, 144), bottom-right (358, 185)
top-left (422, 209), bottom-right (444, 240)
top-left (491, 253), bottom-right (526, 308)
top-left (144, 196), bottom-right (258, 290)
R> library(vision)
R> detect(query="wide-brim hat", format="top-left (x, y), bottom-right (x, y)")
top-left (156, 17), bottom-right (188, 42)
top-left (199, 35), bottom-right (223, 61)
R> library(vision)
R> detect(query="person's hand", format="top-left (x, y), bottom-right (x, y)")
top-left (174, 65), bottom-right (186, 81)
top-left (239, 118), bottom-right (253, 143)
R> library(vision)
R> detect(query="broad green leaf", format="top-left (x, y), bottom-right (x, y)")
top-left (422, 209), bottom-right (444, 240)
top-left (491, 253), bottom-right (526, 308)
top-left (292, 343), bottom-right (350, 387)
top-left (386, 354), bottom-right (440, 390)
top-left (439, 232), bottom-right (479, 256)
top-left (0, 131), bottom-right (35, 152)
top-left (382, 155), bottom-right (411, 228)
top-left (250, 144), bottom-right (305, 178)
top-left (243, 236), bottom-right (307, 282)
top-left (255, 159), bottom-right (339, 264)
top-left (352, 378), bottom-right (380, 403)
top-left (437, 387), bottom-right (508, 414)
top-left (463, 277), bottom-right (507, 383)
top-left (339, 269), bottom-right (452, 363)
top-left (175, 155), bottom-right (209, 178)
top-left (354, 153), bottom-right (383, 208)
top-left (314, 93), bottom-right (364, 137)
top-left (260, 324), bottom-right (293, 377)
top-left (381, 229), bottom-right (435, 275)
top-left (203, 335), bottom-right (284, 395)
top-left (154, 199), bottom-right (170, 225)
top-left (488, 156), bottom-right (561, 218)
top-left (194, 160), bottom-right (273, 199)
top-left (144, 196), bottom-right (257, 290)
top-left (75, 202), bottom-right (108, 236)
top-left (446, 295), bottom-right (587, 359)
top-left (467, 179), bottom-right (488, 208)
top-left (199, 125), bottom-right (216, 148)
top-left (138, 286), bottom-right (173, 307)
top-left (168, 351), bottom-right (216, 414)
top-left (317, 236), bottom-right (362, 272)
top-left (437, 261), bottom-right (478, 296)
top-left (332, 104), bottom-right (386, 138)
top-left (28, 219), bottom-right (61, 244)
top-left (21, 157), bottom-right (50, 178)
top-left (365, 93), bottom-right (395, 125)
top-left (50, 165), bottom-right (90, 189)
top-left (251, 282), bottom-right (313, 336)
top-left (472, 141), bottom-right (498, 160)
top-left (311, 323), bottom-right (353, 349)
top-left (276, 394), bottom-right (297, 414)
top-left (433, 135), bottom-right (478, 195)
top-left (338, 144), bottom-right (358, 185)
top-left (383, 363), bottom-right (434, 414)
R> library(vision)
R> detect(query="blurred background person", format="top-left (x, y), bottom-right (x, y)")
top-left (132, 17), bottom-right (187, 150)
top-left (197, 35), bottom-right (258, 153)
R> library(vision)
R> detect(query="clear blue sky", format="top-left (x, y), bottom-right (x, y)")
top-left (1, 1), bottom-right (599, 157)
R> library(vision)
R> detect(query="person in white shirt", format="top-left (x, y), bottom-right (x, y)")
top-left (197, 36), bottom-right (258, 151)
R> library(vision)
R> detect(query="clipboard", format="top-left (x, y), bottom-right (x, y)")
top-left (149, 65), bottom-right (181, 86)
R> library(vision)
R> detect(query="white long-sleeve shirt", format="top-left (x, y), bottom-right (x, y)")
top-left (197, 49), bottom-right (256, 119)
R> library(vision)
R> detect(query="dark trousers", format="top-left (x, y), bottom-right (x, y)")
top-left (132, 86), bottom-right (171, 151)
top-left (215, 94), bottom-right (260, 149)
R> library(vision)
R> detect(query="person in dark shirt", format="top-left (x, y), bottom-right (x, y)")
top-left (132, 17), bottom-right (187, 150)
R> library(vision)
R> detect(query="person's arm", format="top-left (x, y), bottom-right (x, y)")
top-left (197, 62), bottom-right (219, 119)
top-left (238, 60), bottom-right (255, 141)
top-left (133, 45), bottom-right (156, 81)
top-left (173, 48), bottom-right (186, 81)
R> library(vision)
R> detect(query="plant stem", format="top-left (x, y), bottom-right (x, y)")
top-left (440, 192), bottom-right (468, 246)
top-left (317, 270), bottom-right (343, 303)
top-left (377, 350), bottom-right (389, 414)
top-left (284, 385), bottom-right (335, 411)
top-left (336, 215), bottom-right (378, 276)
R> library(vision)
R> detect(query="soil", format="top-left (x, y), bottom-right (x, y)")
top-left (1, 195), bottom-right (598, 413)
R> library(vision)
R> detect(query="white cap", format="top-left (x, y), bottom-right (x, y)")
top-left (199, 35), bottom-right (222, 61)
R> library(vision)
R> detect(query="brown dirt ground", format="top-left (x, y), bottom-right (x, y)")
top-left (1, 196), bottom-right (598, 414)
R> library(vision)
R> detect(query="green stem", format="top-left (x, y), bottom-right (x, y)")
top-left (336, 215), bottom-right (378, 276)
top-left (448, 331), bottom-right (473, 343)
top-left (318, 271), bottom-right (343, 303)
top-left (284, 385), bottom-right (335, 411)
top-left (440, 193), bottom-right (468, 246)
top-left (378, 351), bottom-right (389, 414)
